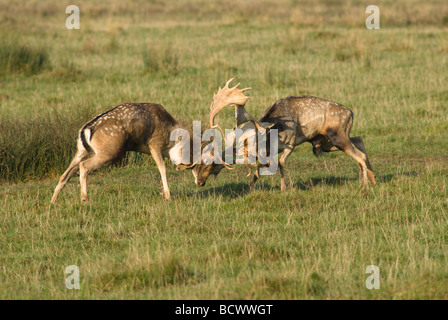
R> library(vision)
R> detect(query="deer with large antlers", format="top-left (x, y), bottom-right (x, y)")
top-left (192, 78), bottom-right (376, 190)
top-left (51, 80), bottom-right (255, 204)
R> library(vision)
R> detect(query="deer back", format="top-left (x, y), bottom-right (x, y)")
top-left (260, 96), bottom-right (353, 141)
top-left (81, 103), bottom-right (178, 155)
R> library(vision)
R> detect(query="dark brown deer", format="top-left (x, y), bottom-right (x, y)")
top-left (51, 103), bottom-right (194, 204)
top-left (191, 80), bottom-right (376, 190)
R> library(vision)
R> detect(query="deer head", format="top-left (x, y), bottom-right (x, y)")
top-left (175, 78), bottom-right (249, 184)
top-left (191, 78), bottom-right (272, 187)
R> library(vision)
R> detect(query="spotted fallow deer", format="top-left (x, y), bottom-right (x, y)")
top-left (51, 103), bottom-right (193, 204)
top-left (51, 81), bottom-right (254, 204)
top-left (192, 79), bottom-right (376, 190)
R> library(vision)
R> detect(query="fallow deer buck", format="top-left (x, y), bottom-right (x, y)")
top-left (51, 81), bottom-right (253, 204)
top-left (192, 78), bottom-right (376, 190)
top-left (50, 103), bottom-right (188, 204)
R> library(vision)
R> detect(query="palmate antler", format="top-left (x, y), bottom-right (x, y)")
top-left (210, 78), bottom-right (250, 131)
top-left (210, 78), bottom-right (266, 132)
top-left (209, 78), bottom-right (265, 171)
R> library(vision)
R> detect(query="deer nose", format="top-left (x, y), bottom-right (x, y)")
top-left (197, 181), bottom-right (206, 187)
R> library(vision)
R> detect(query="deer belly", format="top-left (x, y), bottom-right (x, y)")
top-left (299, 116), bottom-right (325, 140)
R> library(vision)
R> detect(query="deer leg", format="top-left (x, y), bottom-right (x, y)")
top-left (327, 131), bottom-right (370, 188)
top-left (150, 148), bottom-right (171, 201)
top-left (350, 136), bottom-right (376, 185)
top-left (345, 146), bottom-right (369, 188)
top-left (79, 154), bottom-right (116, 203)
top-left (249, 166), bottom-right (260, 190)
top-left (279, 146), bottom-right (294, 191)
top-left (51, 144), bottom-right (88, 204)
top-left (159, 178), bottom-right (164, 195)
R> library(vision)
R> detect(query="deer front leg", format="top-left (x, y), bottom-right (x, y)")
top-left (249, 167), bottom-right (260, 190)
top-left (279, 146), bottom-right (294, 191)
top-left (150, 148), bottom-right (171, 201)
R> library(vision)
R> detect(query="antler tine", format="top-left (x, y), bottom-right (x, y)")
top-left (209, 122), bottom-right (234, 170)
top-left (231, 82), bottom-right (240, 90)
top-left (209, 78), bottom-right (251, 128)
top-left (225, 77), bottom-right (235, 88)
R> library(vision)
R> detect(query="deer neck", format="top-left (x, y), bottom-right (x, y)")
top-left (167, 122), bottom-right (199, 164)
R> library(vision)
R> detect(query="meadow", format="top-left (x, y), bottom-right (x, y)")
top-left (0, 0), bottom-right (447, 299)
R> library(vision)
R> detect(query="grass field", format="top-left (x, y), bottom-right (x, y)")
top-left (1, 0), bottom-right (448, 299)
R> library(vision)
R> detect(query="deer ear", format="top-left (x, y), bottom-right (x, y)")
top-left (176, 164), bottom-right (194, 171)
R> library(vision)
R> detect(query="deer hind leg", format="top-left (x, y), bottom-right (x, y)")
top-left (51, 140), bottom-right (88, 204)
top-left (79, 153), bottom-right (119, 203)
top-left (150, 147), bottom-right (171, 201)
top-left (350, 136), bottom-right (376, 185)
top-left (327, 130), bottom-right (370, 188)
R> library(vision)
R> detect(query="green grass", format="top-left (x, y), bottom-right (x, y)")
top-left (142, 43), bottom-right (179, 75)
top-left (0, 0), bottom-right (448, 299)
top-left (0, 40), bottom-right (50, 76)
